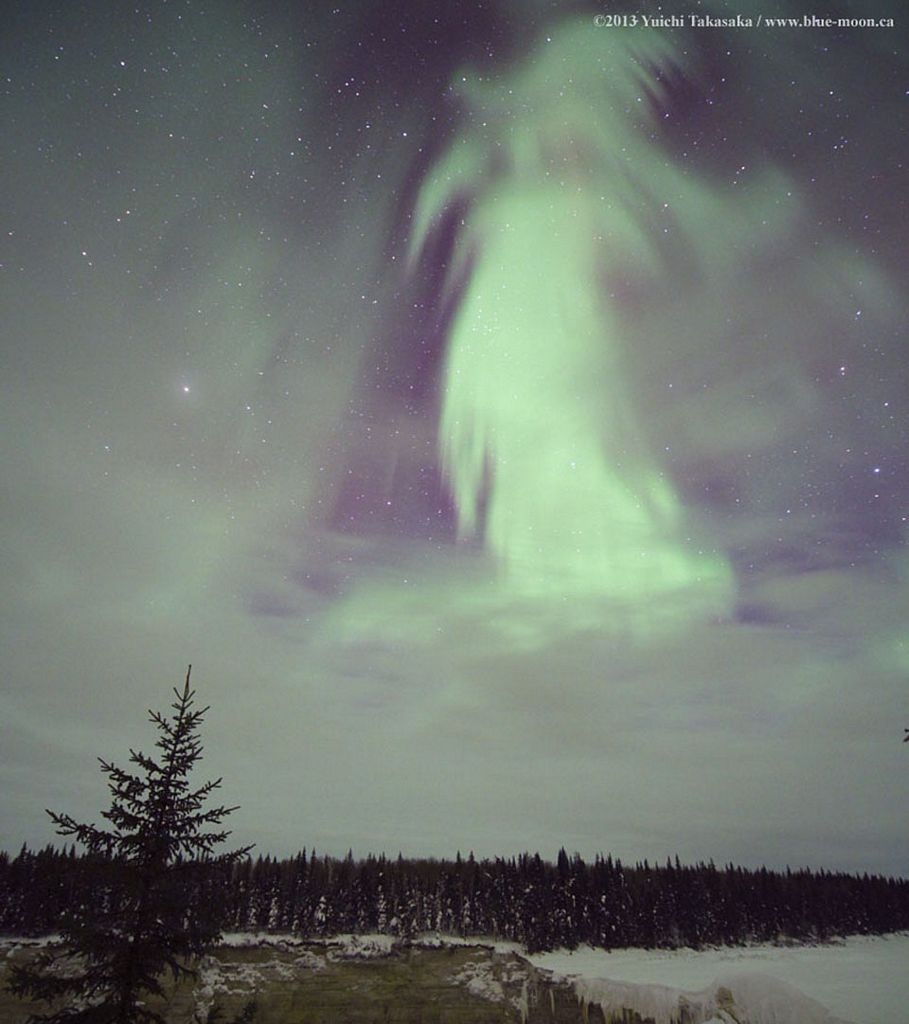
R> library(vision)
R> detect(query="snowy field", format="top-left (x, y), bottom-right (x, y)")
top-left (217, 931), bottom-right (909, 1022)
top-left (6, 931), bottom-right (906, 1022)
top-left (526, 933), bottom-right (909, 1024)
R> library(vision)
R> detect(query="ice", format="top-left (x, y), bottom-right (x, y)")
top-left (525, 933), bottom-right (909, 1024)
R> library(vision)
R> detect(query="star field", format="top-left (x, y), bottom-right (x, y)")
top-left (1, 0), bottom-right (907, 873)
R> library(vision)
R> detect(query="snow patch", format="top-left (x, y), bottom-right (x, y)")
top-left (452, 959), bottom-right (507, 1004)
top-left (325, 933), bottom-right (397, 959)
top-left (450, 955), bottom-right (535, 1019)
top-left (219, 931), bottom-right (301, 948)
top-left (192, 952), bottom-right (307, 1022)
top-left (292, 950), bottom-right (328, 971)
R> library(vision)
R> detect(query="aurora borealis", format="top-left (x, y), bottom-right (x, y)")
top-left (1, 1), bottom-right (907, 873)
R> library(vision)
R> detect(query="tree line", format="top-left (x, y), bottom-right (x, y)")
top-left (4, 664), bottom-right (907, 1024)
top-left (3, 843), bottom-right (907, 953)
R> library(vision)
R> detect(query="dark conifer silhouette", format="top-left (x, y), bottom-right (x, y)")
top-left (3, 842), bottom-right (909, 957)
top-left (2, 685), bottom-right (908, 970)
top-left (6, 667), bottom-right (251, 1023)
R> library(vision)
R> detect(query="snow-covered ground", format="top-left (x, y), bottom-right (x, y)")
top-left (217, 931), bottom-right (909, 1022)
top-left (7, 931), bottom-right (906, 1022)
top-left (525, 933), bottom-right (909, 1024)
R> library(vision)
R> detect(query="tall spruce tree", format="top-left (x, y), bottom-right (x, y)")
top-left (7, 666), bottom-right (251, 1024)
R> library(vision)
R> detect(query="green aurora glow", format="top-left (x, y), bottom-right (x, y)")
top-left (1, 2), bottom-right (906, 873)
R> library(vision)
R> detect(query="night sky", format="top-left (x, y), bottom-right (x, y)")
top-left (1, 0), bottom-right (907, 875)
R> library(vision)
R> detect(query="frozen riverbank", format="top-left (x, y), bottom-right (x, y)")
top-left (526, 932), bottom-right (909, 1024)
